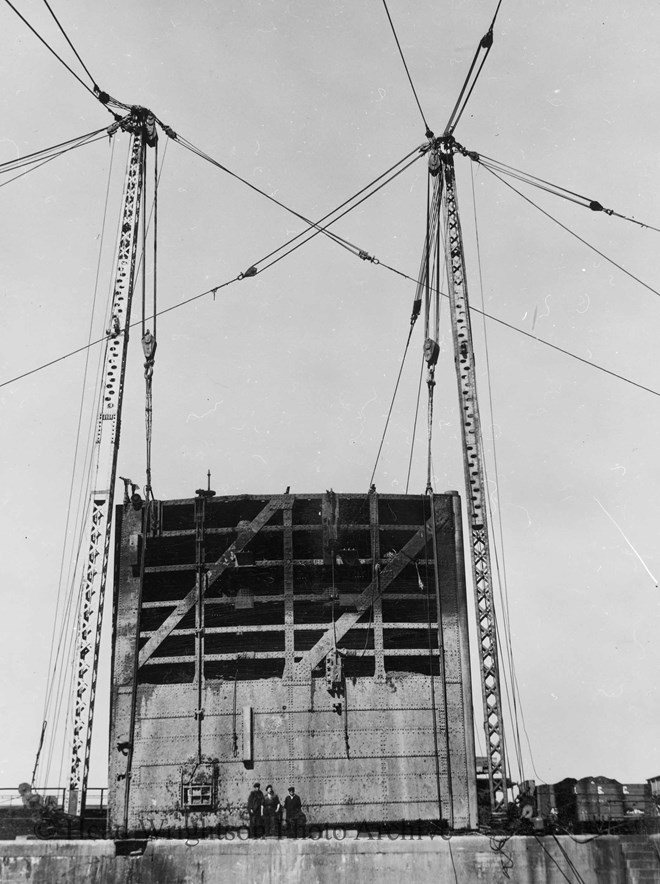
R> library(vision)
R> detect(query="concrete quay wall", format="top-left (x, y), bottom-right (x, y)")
top-left (1, 834), bottom-right (659, 884)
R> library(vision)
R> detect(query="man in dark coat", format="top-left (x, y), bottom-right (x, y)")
top-left (262, 784), bottom-right (281, 836)
top-left (284, 786), bottom-right (304, 837)
top-left (247, 782), bottom-right (264, 838)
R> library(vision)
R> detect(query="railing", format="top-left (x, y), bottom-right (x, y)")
top-left (0, 787), bottom-right (107, 810)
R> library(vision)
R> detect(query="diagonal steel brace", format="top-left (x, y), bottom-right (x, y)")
top-left (138, 496), bottom-right (284, 668)
top-left (292, 511), bottom-right (448, 680)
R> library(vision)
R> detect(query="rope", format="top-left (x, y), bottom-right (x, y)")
top-left (380, 0), bottom-right (432, 136)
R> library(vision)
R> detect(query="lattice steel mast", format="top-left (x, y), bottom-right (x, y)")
top-left (67, 106), bottom-right (156, 817)
top-left (432, 135), bottom-right (508, 816)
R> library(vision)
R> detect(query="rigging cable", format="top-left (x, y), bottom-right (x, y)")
top-left (0, 131), bottom-right (109, 190)
top-left (170, 129), bottom-right (424, 267)
top-left (419, 509), bottom-right (444, 825)
top-left (147, 135), bottom-right (160, 499)
top-left (42, 140), bottom-right (139, 792)
top-left (4, 133), bottom-right (660, 403)
top-left (35, 136), bottom-right (118, 789)
top-left (380, 0), bottom-right (433, 136)
top-left (0, 127), bottom-right (108, 175)
top-left (31, 722), bottom-right (47, 789)
top-left (5, 255), bottom-right (660, 405)
top-left (423, 177), bottom-right (455, 823)
top-left (533, 835), bottom-right (584, 884)
top-left (140, 137), bottom-right (157, 501)
top-left (408, 203), bottom-right (449, 494)
top-left (3, 0), bottom-right (114, 112)
top-left (43, 602), bottom-right (78, 789)
top-left (4, 243), bottom-right (660, 402)
top-left (405, 355), bottom-right (425, 493)
top-left (257, 152), bottom-right (423, 274)
top-left (427, 495), bottom-right (455, 827)
top-left (368, 320), bottom-right (417, 490)
top-left (444, 0), bottom-right (504, 136)
top-left (368, 191), bottom-right (429, 490)
top-left (550, 834), bottom-right (589, 884)
top-left (470, 162), bottom-right (526, 784)
top-left (141, 137), bottom-right (148, 341)
top-left (423, 171), bottom-right (442, 493)
top-left (475, 151), bottom-right (660, 234)
top-left (481, 164), bottom-right (660, 302)
top-left (370, 166), bottom-right (439, 491)
top-left (40, 0), bottom-right (98, 90)
top-left (43, 495), bottom-right (92, 789)
top-left (173, 135), bottom-right (362, 258)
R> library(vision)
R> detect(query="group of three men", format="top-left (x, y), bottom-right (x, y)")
top-left (247, 782), bottom-right (304, 837)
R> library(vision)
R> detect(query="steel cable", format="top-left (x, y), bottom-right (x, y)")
top-left (41, 0), bottom-right (98, 89)
top-left (444, 0), bottom-right (504, 135)
top-left (3, 0), bottom-right (112, 110)
top-left (475, 153), bottom-right (660, 234)
top-left (380, 0), bottom-right (432, 136)
top-left (482, 164), bottom-right (660, 300)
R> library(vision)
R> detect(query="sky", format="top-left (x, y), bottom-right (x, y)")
top-left (1, 0), bottom-right (660, 798)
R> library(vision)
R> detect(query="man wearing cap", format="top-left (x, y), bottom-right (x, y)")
top-left (284, 785), bottom-right (304, 838)
top-left (247, 782), bottom-right (264, 838)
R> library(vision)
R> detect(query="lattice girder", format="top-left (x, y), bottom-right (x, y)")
top-left (440, 141), bottom-right (508, 815)
top-left (67, 115), bottom-right (149, 817)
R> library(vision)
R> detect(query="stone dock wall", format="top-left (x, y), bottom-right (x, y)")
top-left (1, 834), bottom-right (659, 883)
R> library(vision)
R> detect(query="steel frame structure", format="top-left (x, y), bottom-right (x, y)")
top-left (108, 490), bottom-right (479, 832)
top-left (439, 138), bottom-right (508, 815)
top-left (67, 108), bottom-right (155, 817)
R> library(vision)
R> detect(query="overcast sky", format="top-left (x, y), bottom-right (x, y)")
top-left (1, 0), bottom-right (659, 797)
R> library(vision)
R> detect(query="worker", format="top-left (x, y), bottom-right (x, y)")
top-left (18, 783), bottom-right (43, 810)
top-left (141, 329), bottom-right (157, 380)
top-left (284, 786), bottom-right (304, 838)
top-left (262, 784), bottom-right (281, 836)
top-left (247, 782), bottom-right (264, 838)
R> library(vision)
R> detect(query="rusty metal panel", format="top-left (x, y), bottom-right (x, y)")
top-left (109, 491), bottom-right (478, 833)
